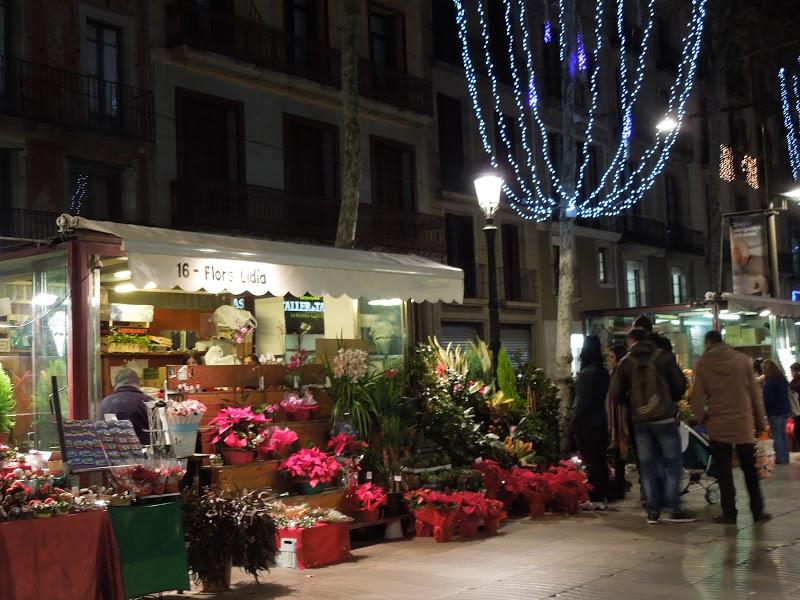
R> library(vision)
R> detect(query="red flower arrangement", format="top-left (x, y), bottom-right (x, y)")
top-left (257, 427), bottom-right (299, 456)
top-left (543, 461), bottom-right (592, 514)
top-left (353, 483), bottom-right (387, 512)
top-left (287, 349), bottom-right (309, 371)
top-left (209, 406), bottom-right (270, 450)
top-left (280, 390), bottom-right (318, 421)
top-left (327, 433), bottom-right (369, 457)
top-left (280, 447), bottom-right (340, 488)
top-left (511, 467), bottom-right (551, 517)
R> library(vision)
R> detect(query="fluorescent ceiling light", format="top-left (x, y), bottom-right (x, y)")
top-left (782, 186), bottom-right (800, 200)
top-left (236, 252), bottom-right (257, 257)
top-left (197, 248), bottom-right (219, 253)
top-left (113, 270), bottom-right (131, 279)
top-left (719, 313), bottom-right (741, 321)
top-left (758, 308), bottom-right (771, 317)
top-left (368, 298), bottom-right (403, 306)
top-left (115, 283), bottom-right (136, 293)
top-left (32, 293), bottom-right (58, 306)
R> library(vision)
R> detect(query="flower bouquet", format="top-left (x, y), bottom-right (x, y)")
top-left (453, 491), bottom-right (487, 537)
top-left (404, 488), bottom-right (461, 542)
top-left (280, 447), bottom-right (340, 494)
top-left (255, 427), bottom-right (299, 460)
top-left (482, 496), bottom-right (507, 533)
top-left (328, 433), bottom-right (368, 457)
top-left (349, 483), bottom-right (387, 522)
top-left (280, 390), bottom-right (318, 421)
top-left (511, 467), bottom-right (551, 518)
top-left (209, 406), bottom-right (270, 465)
top-left (167, 399), bottom-right (207, 457)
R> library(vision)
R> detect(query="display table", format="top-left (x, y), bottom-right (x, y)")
top-left (108, 500), bottom-right (190, 599)
top-left (277, 522), bottom-right (351, 569)
top-left (0, 510), bottom-right (125, 600)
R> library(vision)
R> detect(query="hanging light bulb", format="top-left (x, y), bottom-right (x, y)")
top-left (720, 145), bottom-right (735, 182)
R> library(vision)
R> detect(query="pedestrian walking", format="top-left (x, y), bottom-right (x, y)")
top-left (691, 331), bottom-right (770, 524)
top-left (572, 335), bottom-right (610, 510)
top-left (789, 363), bottom-right (800, 454)
top-left (762, 359), bottom-right (791, 464)
top-left (609, 328), bottom-right (694, 524)
top-left (632, 315), bottom-right (673, 353)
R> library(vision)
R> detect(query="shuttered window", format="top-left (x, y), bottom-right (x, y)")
top-left (500, 326), bottom-right (531, 365)
top-left (439, 322), bottom-right (482, 352)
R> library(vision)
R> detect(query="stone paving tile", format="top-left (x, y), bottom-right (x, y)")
top-left (164, 460), bottom-right (800, 600)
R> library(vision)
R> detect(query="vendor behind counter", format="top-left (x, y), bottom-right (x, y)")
top-left (99, 368), bottom-right (151, 445)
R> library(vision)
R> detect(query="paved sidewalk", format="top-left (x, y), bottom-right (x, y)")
top-left (169, 460), bottom-right (800, 599)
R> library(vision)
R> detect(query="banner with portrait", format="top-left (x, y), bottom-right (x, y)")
top-left (729, 215), bottom-right (771, 296)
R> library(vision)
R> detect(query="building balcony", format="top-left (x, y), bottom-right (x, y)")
top-left (165, 0), bottom-right (340, 88)
top-left (501, 268), bottom-right (539, 304)
top-left (165, 1), bottom-right (433, 115)
top-left (666, 223), bottom-right (704, 255)
top-left (1, 208), bottom-right (60, 243)
top-left (618, 216), bottom-right (668, 248)
top-left (0, 56), bottom-right (154, 142)
top-left (170, 179), bottom-right (445, 256)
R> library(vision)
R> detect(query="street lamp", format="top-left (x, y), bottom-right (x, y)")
top-left (474, 173), bottom-right (504, 366)
top-left (655, 116), bottom-right (678, 133)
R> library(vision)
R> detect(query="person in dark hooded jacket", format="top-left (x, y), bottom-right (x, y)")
top-left (609, 328), bottom-right (693, 524)
top-left (571, 335), bottom-right (610, 509)
top-left (99, 368), bottom-right (151, 445)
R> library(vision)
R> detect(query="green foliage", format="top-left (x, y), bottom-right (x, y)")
top-left (514, 363), bottom-right (561, 463)
top-left (422, 468), bottom-right (483, 492)
top-left (428, 336), bottom-right (469, 376)
top-left (0, 365), bottom-right (14, 433)
top-left (465, 339), bottom-right (493, 382)
top-left (496, 348), bottom-right (523, 413)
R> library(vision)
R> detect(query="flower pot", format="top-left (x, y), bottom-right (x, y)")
top-left (200, 559), bottom-right (232, 593)
top-left (295, 479), bottom-right (326, 495)
top-left (458, 517), bottom-right (480, 537)
top-left (220, 448), bottom-right (255, 466)
top-left (359, 508), bottom-right (381, 522)
top-left (483, 517), bottom-right (502, 534)
top-left (289, 409), bottom-right (313, 422)
top-left (257, 450), bottom-right (275, 461)
top-left (0, 432), bottom-right (9, 445)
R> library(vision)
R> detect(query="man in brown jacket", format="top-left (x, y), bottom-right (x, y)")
top-left (691, 330), bottom-right (770, 524)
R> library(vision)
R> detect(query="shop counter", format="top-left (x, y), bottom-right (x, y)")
top-left (108, 499), bottom-right (190, 599)
top-left (0, 510), bottom-right (126, 600)
top-left (276, 522), bottom-right (351, 569)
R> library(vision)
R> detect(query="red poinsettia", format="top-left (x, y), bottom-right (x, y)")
top-left (404, 488), bottom-right (460, 512)
top-left (280, 447), bottom-right (340, 487)
top-left (209, 406), bottom-right (270, 449)
top-left (257, 427), bottom-right (299, 455)
top-left (327, 433), bottom-right (368, 457)
top-left (353, 483), bottom-right (387, 511)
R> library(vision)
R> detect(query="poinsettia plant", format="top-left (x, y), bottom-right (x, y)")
top-left (209, 406), bottom-right (270, 450)
top-left (256, 427), bottom-right (298, 456)
top-left (280, 390), bottom-right (318, 415)
top-left (0, 444), bottom-right (15, 462)
top-left (353, 483), bottom-right (387, 511)
top-left (327, 433), bottom-right (368, 457)
top-left (404, 488), bottom-right (460, 512)
top-left (280, 447), bottom-right (340, 487)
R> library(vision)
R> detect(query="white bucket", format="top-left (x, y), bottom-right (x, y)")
top-left (167, 418), bottom-right (200, 457)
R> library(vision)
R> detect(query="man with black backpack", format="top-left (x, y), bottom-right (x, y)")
top-left (609, 328), bottom-right (695, 524)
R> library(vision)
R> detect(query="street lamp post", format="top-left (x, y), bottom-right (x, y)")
top-left (474, 173), bottom-right (504, 366)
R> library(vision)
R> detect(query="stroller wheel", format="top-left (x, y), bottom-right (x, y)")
top-left (705, 488), bottom-right (720, 505)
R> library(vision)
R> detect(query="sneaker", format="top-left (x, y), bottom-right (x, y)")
top-left (646, 513), bottom-right (661, 524)
top-left (713, 515), bottom-right (737, 525)
top-left (753, 513), bottom-right (772, 524)
top-left (663, 510), bottom-right (697, 523)
top-left (580, 501), bottom-right (594, 511)
top-left (593, 502), bottom-right (608, 511)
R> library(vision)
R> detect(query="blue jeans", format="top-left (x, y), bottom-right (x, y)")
top-left (768, 415), bottom-right (790, 464)
top-left (634, 420), bottom-right (684, 516)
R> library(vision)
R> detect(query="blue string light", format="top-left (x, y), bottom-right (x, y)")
top-left (453, 0), bottom-right (707, 220)
top-left (779, 59), bottom-right (800, 181)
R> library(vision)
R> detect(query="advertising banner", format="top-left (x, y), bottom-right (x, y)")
top-left (729, 215), bottom-right (771, 296)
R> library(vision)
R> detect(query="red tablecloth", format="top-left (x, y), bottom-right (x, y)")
top-left (0, 510), bottom-right (126, 600)
top-left (277, 522), bottom-right (351, 569)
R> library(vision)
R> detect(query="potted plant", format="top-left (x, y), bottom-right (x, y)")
top-left (351, 482), bottom-right (387, 522)
top-left (280, 389), bottom-right (318, 421)
top-left (255, 426), bottom-right (298, 460)
top-left (208, 406), bottom-right (270, 465)
top-left (370, 322), bottom-right (398, 355)
top-left (280, 447), bottom-right (340, 494)
top-left (284, 348), bottom-right (309, 389)
top-left (404, 488), bottom-right (461, 542)
top-left (0, 364), bottom-right (14, 445)
top-left (183, 490), bottom-right (278, 592)
top-left (327, 348), bottom-right (378, 438)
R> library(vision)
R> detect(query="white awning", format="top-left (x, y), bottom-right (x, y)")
top-left (59, 216), bottom-right (463, 303)
top-left (722, 293), bottom-right (800, 318)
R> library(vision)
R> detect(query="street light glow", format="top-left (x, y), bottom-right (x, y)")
top-left (656, 116), bottom-right (678, 133)
top-left (782, 186), bottom-right (800, 200)
top-left (474, 174), bottom-right (504, 220)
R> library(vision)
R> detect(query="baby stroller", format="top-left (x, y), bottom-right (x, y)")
top-left (679, 421), bottom-right (720, 504)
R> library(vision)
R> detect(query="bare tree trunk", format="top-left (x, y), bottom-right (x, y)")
top-left (706, 2), bottom-right (736, 293)
top-left (556, 0), bottom-right (577, 455)
top-left (335, 0), bottom-right (361, 249)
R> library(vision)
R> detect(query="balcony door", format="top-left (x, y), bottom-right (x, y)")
top-left (175, 88), bottom-right (245, 229)
top-left (370, 137), bottom-right (415, 211)
top-left (368, 3), bottom-right (405, 71)
top-left (86, 21), bottom-right (121, 133)
top-left (284, 0), bottom-right (328, 71)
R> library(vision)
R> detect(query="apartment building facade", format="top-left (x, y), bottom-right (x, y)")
top-left (3, 0), bottom-right (797, 376)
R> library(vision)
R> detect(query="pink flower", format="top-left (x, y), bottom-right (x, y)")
top-left (435, 363), bottom-right (447, 378)
top-left (327, 433), bottom-right (368, 457)
top-left (384, 369), bottom-right (399, 379)
top-left (259, 427), bottom-right (299, 454)
top-left (280, 447), bottom-right (340, 487)
top-left (224, 432), bottom-right (248, 448)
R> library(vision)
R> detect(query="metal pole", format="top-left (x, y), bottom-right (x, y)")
top-left (484, 221), bottom-right (501, 368)
top-left (761, 122), bottom-right (781, 298)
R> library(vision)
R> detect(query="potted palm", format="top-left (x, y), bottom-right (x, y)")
top-left (0, 364), bottom-right (14, 445)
